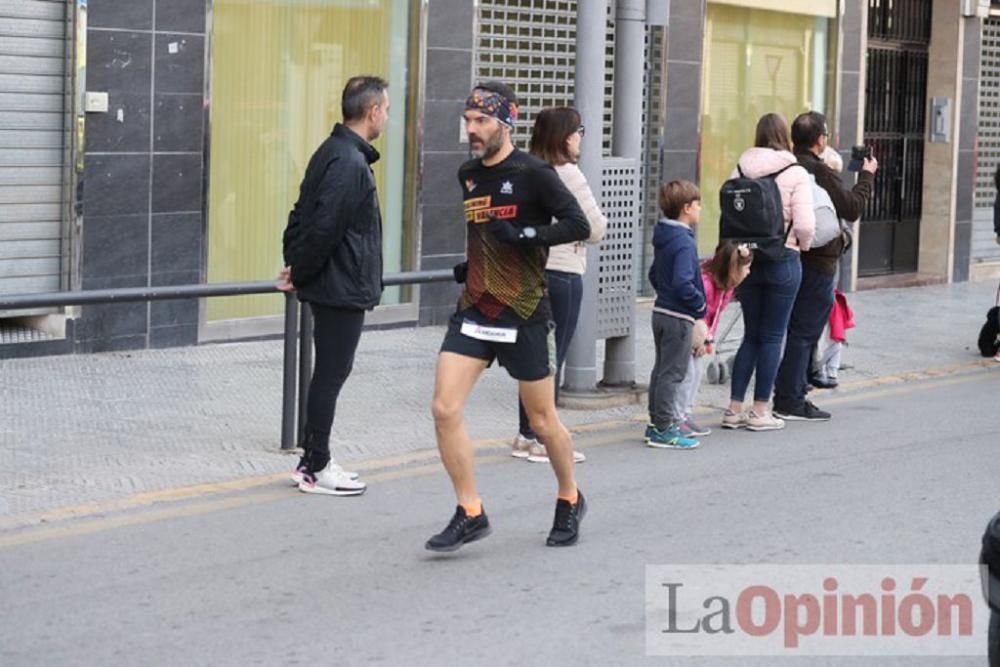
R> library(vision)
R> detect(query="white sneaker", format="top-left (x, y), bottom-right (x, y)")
top-left (526, 441), bottom-right (586, 464)
top-left (745, 410), bottom-right (785, 432)
top-left (291, 461), bottom-right (358, 485)
top-left (720, 409), bottom-right (747, 430)
top-left (298, 464), bottom-right (367, 496)
top-left (511, 434), bottom-right (535, 459)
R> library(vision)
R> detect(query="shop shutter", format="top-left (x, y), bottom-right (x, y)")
top-left (0, 0), bottom-right (67, 303)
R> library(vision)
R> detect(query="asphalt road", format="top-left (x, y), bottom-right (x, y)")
top-left (1, 368), bottom-right (998, 666)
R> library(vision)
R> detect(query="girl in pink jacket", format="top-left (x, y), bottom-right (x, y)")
top-left (674, 241), bottom-right (753, 436)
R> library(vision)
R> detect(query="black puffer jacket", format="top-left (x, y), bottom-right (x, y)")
top-left (282, 123), bottom-right (383, 310)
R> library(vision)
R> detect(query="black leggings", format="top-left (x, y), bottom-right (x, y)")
top-left (303, 303), bottom-right (365, 468)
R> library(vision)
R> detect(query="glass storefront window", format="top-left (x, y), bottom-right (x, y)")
top-left (700, 1), bottom-right (837, 256)
top-left (206, 0), bottom-right (417, 322)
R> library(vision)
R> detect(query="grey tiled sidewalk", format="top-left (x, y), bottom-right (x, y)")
top-left (1, 280), bottom-right (998, 520)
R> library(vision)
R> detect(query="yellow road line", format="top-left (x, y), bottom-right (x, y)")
top-left (0, 457), bottom-right (503, 549)
top-left (1, 362), bottom-right (995, 542)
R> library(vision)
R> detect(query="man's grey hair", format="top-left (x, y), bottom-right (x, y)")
top-left (342, 76), bottom-right (389, 122)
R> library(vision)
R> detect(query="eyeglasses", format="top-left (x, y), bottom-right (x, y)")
top-left (577, 125), bottom-right (586, 137)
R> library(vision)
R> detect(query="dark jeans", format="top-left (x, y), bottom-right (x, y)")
top-left (302, 303), bottom-right (365, 469)
top-left (648, 312), bottom-right (694, 430)
top-left (519, 270), bottom-right (582, 438)
top-left (730, 249), bottom-right (802, 403)
top-left (773, 266), bottom-right (836, 408)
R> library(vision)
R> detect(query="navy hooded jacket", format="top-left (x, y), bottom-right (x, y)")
top-left (648, 218), bottom-right (707, 321)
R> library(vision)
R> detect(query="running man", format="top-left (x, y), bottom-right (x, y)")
top-left (426, 82), bottom-right (591, 552)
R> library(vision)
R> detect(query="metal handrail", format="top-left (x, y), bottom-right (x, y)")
top-left (0, 270), bottom-right (454, 310)
top-left (0, 269), bottom-right (456, 450)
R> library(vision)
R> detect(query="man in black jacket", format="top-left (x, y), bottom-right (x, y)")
top-left (278, 75), bottom-right (390, 496)
top-left (773, 111), bottom-right (876, 421)
top-left (425, 82), bottom-right (591, 552)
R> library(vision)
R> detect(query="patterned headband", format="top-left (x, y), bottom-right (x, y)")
top-left (464, 89), bottom-right (518, 128)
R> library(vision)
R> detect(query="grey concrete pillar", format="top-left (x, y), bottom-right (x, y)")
top-left (563, 0), bottom-right (607, 393)
top-left (603, 0), bottom-right (645, 386)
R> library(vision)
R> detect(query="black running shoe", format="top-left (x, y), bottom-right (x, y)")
top-left (546, 490), bottom-right (587, 547)
top-left (425, 505), bottom-right (492, 552)
top-left (809, 374), bottom-right (839, 390)
top-left (774, 400), bottom-right (831, 422)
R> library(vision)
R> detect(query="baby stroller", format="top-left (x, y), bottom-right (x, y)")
top-left (705, 300), bottom-right (742, 384)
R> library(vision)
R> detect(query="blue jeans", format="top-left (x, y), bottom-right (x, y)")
top-left (519, 270), bottom-right (582, 438)
top-left (730, 249), bottom-right (802, 403)
top-left (773, 266), bottom-right (836, 408)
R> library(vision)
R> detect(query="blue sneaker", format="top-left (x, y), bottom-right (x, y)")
top-left (644, 423), bottom-right (655, 443)
top-left (646, 424), bottom-right (700, 450)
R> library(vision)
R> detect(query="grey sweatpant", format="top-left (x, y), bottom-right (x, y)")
top-left (673, 354), bottom-right (705, 422)
top-left (648, 311), bottom-right (694, 430)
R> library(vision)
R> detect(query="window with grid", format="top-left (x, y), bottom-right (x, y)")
top-left (474, 1), bottom-right (665, 296)
top-left (475, 0), bottom-right (615, 152)
top-left (976, 17), bottom-right (1000, 210)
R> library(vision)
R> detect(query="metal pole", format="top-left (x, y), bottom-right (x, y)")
top-left (563, 0), bottom-right (607, 394)
top-left (297, 303), bottom-right (313, 443)
top-left (280, 293), bottom-right (299, 451)
top-left (603, 0), bottom-right (646, 386)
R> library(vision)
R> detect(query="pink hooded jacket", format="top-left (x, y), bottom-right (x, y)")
top-left (700, 266), bottom-right (734, 342)
top-left (730, 147), bottom-right (816, 252)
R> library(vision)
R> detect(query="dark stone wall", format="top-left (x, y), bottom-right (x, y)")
top-left (77, 0), bottom-right (205, 352)
top-left (416, 0), bottom-right (475, 325)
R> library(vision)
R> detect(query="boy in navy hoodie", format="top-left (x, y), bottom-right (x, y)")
top-left (646, 180), bottom-right (707, 449)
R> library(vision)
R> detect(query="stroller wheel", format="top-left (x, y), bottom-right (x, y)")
top-left (706, 360), bottom-right (722, 385)
top-left (718, 360), bottom-right (729, 384)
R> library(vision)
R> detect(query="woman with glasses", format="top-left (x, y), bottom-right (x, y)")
top-left (510, 107), bottom-right (607, 463)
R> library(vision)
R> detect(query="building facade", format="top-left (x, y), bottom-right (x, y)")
top-left (0, 0), bottom-right (989, 357)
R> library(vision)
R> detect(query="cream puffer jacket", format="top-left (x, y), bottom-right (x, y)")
top-left (730, 147), bottom-right (816, 252)
top-left (545, 163), bottom-right (608, 274)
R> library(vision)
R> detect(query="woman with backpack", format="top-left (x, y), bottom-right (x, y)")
top-left (722, 113), bottom-right (815, 431)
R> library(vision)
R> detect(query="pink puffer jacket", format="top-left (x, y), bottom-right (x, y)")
top-left (730, 147), bottom-right (816, 252)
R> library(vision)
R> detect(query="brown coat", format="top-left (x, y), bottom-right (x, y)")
top-left (794, 149), bottom-right (874, 275)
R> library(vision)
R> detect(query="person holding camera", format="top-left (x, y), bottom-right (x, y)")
top-left (772, 111), bottom-right (876, 422)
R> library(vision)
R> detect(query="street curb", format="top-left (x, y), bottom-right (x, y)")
top-left (559, 383), bottom-right (648, 409)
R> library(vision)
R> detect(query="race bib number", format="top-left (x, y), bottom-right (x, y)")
top-left (460, 319), bottom-right (518, 344)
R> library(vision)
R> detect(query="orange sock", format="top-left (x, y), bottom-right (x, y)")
top-left (462, 499), bottom-right (483, 517)
top-left (558, 488), bottom-right (579, 505)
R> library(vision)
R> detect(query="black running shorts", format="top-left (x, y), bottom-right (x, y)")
top-left (440, 311), bottom-right (555, 382)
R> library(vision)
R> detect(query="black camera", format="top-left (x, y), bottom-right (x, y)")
top-left (848, 144), bottom-right (873, 172)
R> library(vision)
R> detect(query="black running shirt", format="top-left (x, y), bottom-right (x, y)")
top-left (457, 148), bottom-right (589, 325)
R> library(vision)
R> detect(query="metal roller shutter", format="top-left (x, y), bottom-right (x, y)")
top-left (0, 0), bottom-right (67, 307)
